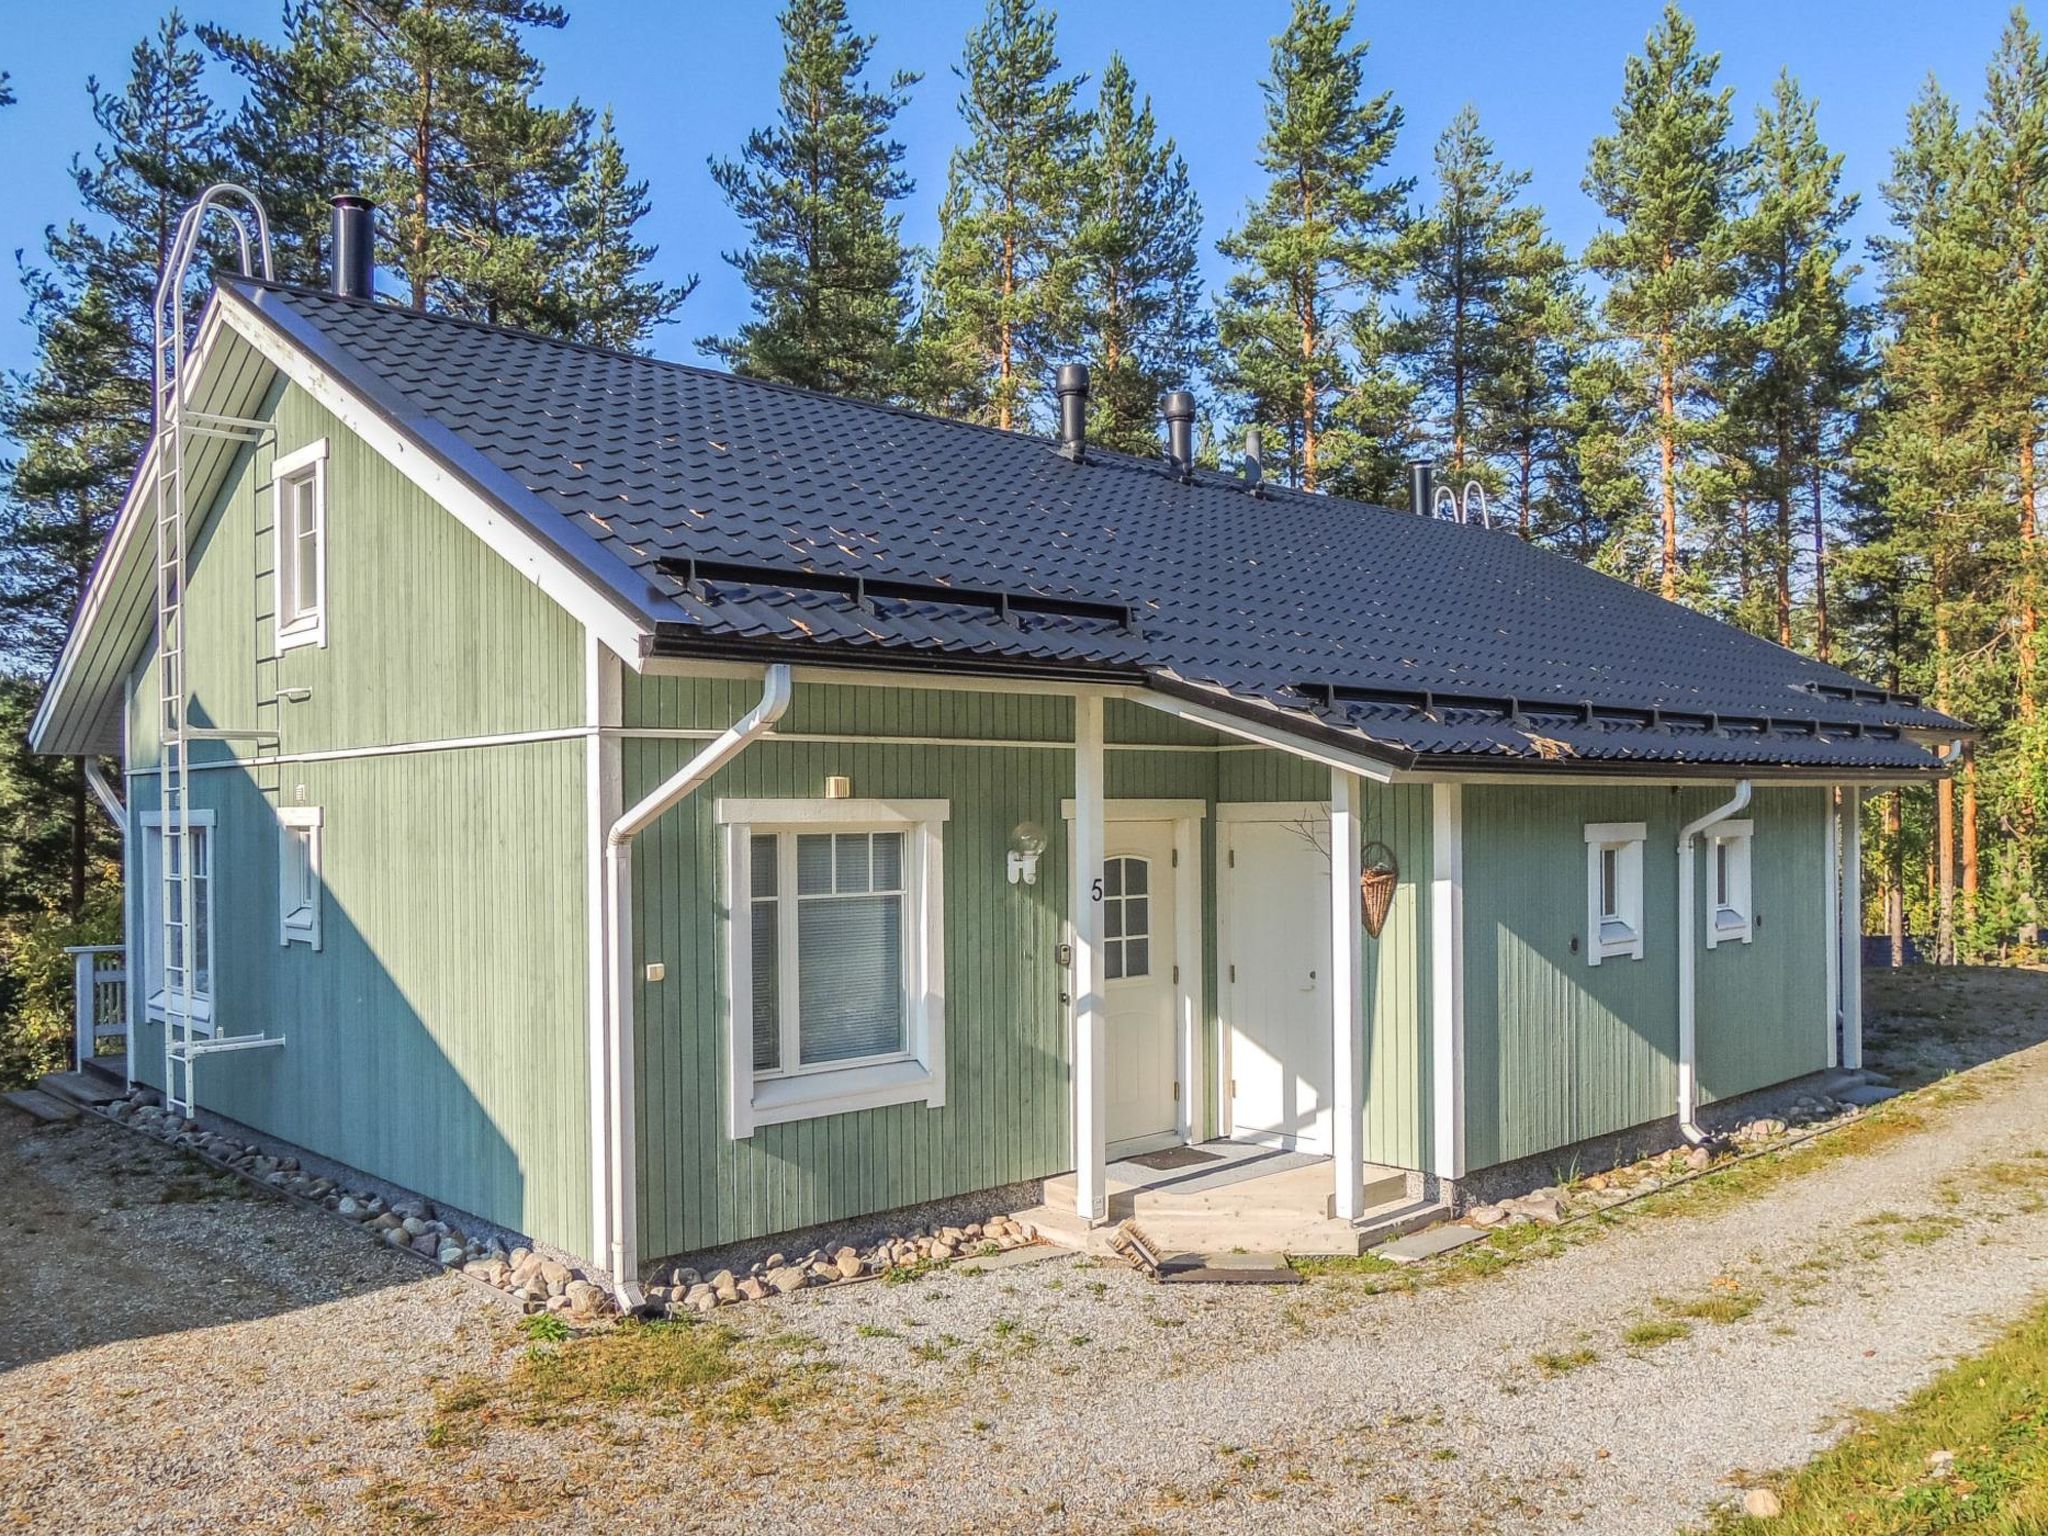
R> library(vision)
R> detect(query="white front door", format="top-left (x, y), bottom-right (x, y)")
top-left (1224, 814), bottom-right (1333, 1151)
top-left (1104, 821), bottom-right (1178, 1154)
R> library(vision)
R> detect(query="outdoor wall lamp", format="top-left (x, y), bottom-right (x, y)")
top-left (1007, 822), bottom-right (1047, 886)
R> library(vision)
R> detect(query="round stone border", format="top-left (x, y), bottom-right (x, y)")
top-left (86, 1085), bottom-right (1042, 1327)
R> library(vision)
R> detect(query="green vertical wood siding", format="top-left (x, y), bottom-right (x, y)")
top-left (1460, 784), bottom-right (1832, 1170)
top-left (124, 379), bottom-right (592, 1253)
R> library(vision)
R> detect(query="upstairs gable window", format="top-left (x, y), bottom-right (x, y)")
top-left (274, 439), bottom-right (329, 650)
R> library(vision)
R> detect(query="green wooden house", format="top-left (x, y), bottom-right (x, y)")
top-left (32, 202), bottom-right (1964, 1290)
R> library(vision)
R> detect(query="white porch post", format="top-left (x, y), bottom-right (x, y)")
top-left (1330, 769), bottom-right (1366, 1221)
top-left (1072, 695), bottom-right (1108, 1223)
top-left (1430, 783), bottom-right (1466, 1182)
top-left (1839, 788), bottom-right (1864, 1069)
top-left (1824, 791), bottom-right (1841, 1069)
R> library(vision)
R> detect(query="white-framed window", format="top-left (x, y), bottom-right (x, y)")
top-left (1706, 819), bottom-right (1754, 948)
top-left (138, 809), bottom-right (216, 1032)
top-left (277, 806), bottom-right (323, 949)
top-left (273, 438), bottom-right (329, 650)
top-left (716, 798), bottom-right (949, 1137)
top-left (1584, 821), bottom-right (1646, 964)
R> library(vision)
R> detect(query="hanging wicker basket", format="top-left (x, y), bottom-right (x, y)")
top-left (1359, 840), bottom-right (1399, 939)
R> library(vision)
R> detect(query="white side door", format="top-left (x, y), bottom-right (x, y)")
top-left (1223, 814), bottom-right (1332, 1152)
top-left (1103, 821), bottom-right (1178, 1155)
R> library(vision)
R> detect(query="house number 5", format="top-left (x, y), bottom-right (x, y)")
top-left (1090, 877), bottom-right (1104, 902)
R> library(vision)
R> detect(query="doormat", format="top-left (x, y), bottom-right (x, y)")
top-left (1123, 1146), bottom-right (1224, 1172)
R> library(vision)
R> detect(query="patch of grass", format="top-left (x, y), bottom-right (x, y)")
top-left (432, 1318), bottom-right (819, 1445)
top-left (1288, 1250), bottom-right (1406, 1281)
top-left (1533, 1346), bottom-right (1600, 1376)
top-left (1702, 1297), bottom-right (2048, 1534)
top-left (518, 1313), bottom-right (570, 1343)
top-left (1656, 1286), bottom-right (1760, 1325)
top-left (1622, 1318), bottom-right (1693, 1350)
top-left (854, 1323), bottom-right (896, 1339)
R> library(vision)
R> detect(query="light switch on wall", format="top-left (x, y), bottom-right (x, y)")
top-left (644, 962), bottom-right (666, 982)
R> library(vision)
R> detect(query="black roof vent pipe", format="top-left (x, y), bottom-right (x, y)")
top-left (1163, 390), bottom-right (1196, 482)
top-left (1244, 426), bottom-right (1265, 497)
top-left (1057, 364), bottom-right (1089, 462)
top-left (1407, 459), bottom-right (1436, 518)
top-left (331, 194), bottom-right (375, 300)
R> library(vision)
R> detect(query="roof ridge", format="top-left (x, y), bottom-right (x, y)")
top-left (220, 274), bottom-right (1411, 519)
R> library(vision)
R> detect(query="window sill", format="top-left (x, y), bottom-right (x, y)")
top-left (1590, 923), bottom-right (1643, 963)
top-left (145, 995), bottom-right (215, 1036)
top-left (277, 616), bottom-right (325, 652)
top-left (738, 1056), bottom-right (942, 1136)
top-left (1709, 910), bottom-right (1753, 947)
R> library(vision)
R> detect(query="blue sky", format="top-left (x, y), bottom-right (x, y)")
top-left (0, 0), bottom-right (2026, 387)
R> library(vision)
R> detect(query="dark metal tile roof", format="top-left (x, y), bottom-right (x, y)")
top-left (233, 279), bottom-right (1964, 775)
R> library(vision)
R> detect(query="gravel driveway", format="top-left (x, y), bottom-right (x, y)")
top-left (7, 965), bottom-right (2048, 1535)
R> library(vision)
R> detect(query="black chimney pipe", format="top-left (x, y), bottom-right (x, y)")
top-left (1057, 364), bottom-right (1089, 462)
top-left (1163, 390), bottom-right (1196, 481)
top-left (1407, 459), bottom-right (1436, 518)
top-left (331, 194), bottom-right (375, 300)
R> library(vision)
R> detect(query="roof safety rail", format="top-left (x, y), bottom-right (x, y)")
top-left (662, 555), bottom-right (1138, 633)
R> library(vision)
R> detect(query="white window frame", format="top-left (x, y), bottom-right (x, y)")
top-left (137, 809), bottom-right (217, 1033)
top-left (277, 806), bottom-right (324, 949)
top-left (715, 798), bottom-right (949, 1138)
top-left (273, 438), bottom-right (329, 651)
top-left (1705, 819), bottom-right (1754, 948)
top-left (1584, 821), bottom-right (1646, 964)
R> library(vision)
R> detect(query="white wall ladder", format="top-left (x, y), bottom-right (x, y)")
top-left (151, 185), bottom-right (286, 1116)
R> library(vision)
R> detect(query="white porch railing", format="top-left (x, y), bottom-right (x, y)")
top-left (65, 944), bottom-right (128, 1073)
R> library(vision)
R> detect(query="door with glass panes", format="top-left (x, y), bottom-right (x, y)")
top-left (1102, 820), bottom-right (1178, 1154)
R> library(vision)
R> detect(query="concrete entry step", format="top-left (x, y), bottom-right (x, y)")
top-left (38, 1070), bottom-right (127, 1108)
top-left (1835, 1083), bottom-right (1900, 1107)
top-left (4, 1089), bottom-right (80, 1124)
top-left (1374, 1223), bottom-right (1490, 1265)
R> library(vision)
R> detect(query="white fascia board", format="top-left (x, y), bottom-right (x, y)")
top-left (1130, 689), bottom-right (1399, 783)
top-left (29, 300), bottom-right (244, 757)
top-left (214, 293), bottom-right (650, 669)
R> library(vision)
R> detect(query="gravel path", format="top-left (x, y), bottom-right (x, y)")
top-left (7, 966), bottom-right (2048, 1535)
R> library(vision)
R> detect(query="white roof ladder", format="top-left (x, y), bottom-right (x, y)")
top-left (152, 185), bottom-right (287, 1116)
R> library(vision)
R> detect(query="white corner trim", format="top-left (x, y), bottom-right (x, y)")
top-left (1330, 768), bottom-right (1366, 1220)
top-left (1839, 789), bottom-right (1864, 1069)
top-left (218, 297), bottom-right (650, 668)
top-left (276, 805), bottom-right (324, 950)
top-left (714, 797), bottom-right (951, 827)
top-left (1430, 782), bottom-right (1466, 1180)
top-left (584, 634), bottom-right (622, 1283)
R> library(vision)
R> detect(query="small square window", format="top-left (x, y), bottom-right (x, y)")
top-left (278, 806), bottom-right (323, 949)
top-left (1584, 822), bottom-right (1646, 964)
top-left (1706, 821), bottom-right (1755, 948)
top-left (273, 440), bottom-right (329, 651)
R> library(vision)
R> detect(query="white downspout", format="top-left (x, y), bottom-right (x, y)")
top-left (601, 663), bottom-right (792, 1296)
top-left (1676, 780), bottom-right (1751, 1144)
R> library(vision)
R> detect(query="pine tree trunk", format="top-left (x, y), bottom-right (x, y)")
top-left (68, 758), bottom-right (87, 920)
top-left (1518, 441), bottom-right (1532, 540)
top-left (997, 229), bottom-right (1015, 433)
top-left (1811, 459), bottom-right (1831, 661)
top-left (1658, 343), bottom-right (1678, 600)
top-left (1936, 776), bottom-right (1955, 966)
top-left (1737, 499), bottom-right (1752, 611)
top-left (2020, 432), bottom-right (2039, 722)
top-left (411, 68), bottom-right (434, 311)
top-left (1960, 754), bottom-right (1979, 955)
top-left (1886, 788), bottom-right (1905, 966)
top-left (1776, 420), bottom-right (1793, 647)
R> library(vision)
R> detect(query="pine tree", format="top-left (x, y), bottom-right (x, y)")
top-left (203, 0), bottom-right (375, 286)
top-left (705, 0), bottom-right (916, 397)
top-left (917, 0), bottom-right (1086, 429)
top-left (1070, 54), bottom-right (1209, 455)
top-left (555, 108), bottom-right (692, 352)
top-left (4, 15), bottom-right (223, 925)
top-left (1482, 233), bottom-right (1589, 542)
top-left (1583, 4), bottom-right (1743, 600)
top-left (1215, 0), bottom-right (1407, 491)
top-left (1971, 7), bottom-right (2048, 911)
top-left (1860, 79), bottom-right (1999, 963)
top-left (349, 0), bottom-right (588, 327)
top-left (1725, 71), bottom-right (1863, 651)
